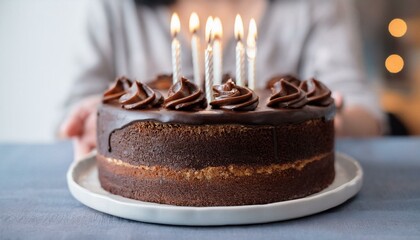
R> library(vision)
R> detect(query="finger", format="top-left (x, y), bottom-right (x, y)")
top-left (73, 112), bottom-right (97, 161)
top-left (59, 96), bottom-right (101, 138)
top-left (83, 112), bottom-right (97, 149)
top-left (59, 106), bottom-right (89, 138)
top-left (332, 92), bottom-right (344, 112)
top-left (73, 138), bottom-right (87, 161)
top-left (73, 137), bottom-right (95, 161)
top-left (334, 114), bottom-right (345, 137)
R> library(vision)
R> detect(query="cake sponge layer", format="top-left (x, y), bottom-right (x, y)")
top-left (97, 152), bottom-right (335, 206)
top-left (98, 119), bottom-right (334, 169)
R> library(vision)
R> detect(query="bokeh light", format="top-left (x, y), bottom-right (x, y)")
top-left (388, 18), bottom-right (407, 37)
top-left (385, 54), bottom-right (404, 73)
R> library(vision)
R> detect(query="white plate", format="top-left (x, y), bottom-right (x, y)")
top-left (67, 152), bottom-right (363, 226)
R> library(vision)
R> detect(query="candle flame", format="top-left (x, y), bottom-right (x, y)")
top-left (171, 13), bottom-right (181, 37)
top-left (234, 14), bottom-right (244, 41)
top-left (247, 18), bottom-right (257, 47)
top-left (213, 17), bottom-right (223, 40)
top-left (189, 12), bottom-right (199, 34)
top-left (205, 16), bottom-right (214, 43)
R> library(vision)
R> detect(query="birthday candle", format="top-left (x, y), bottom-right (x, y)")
top-left (247, 18), bottom-right (257, 90)
top-left (171, 13), bottom-right (181, 84)
top-left (189, 12), bottom-right (202, 88)
top-left (204, 17), bottom-right (214, 103)
top-left (234, 14), bottom-right (245, 87)
top-left (212, 17), bottom-right (223, 86)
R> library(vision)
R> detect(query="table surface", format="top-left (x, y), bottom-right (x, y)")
top-left (1, 138), bottom-right (420, 240)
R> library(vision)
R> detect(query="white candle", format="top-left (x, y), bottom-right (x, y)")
top-left (205, 17), bottom-right (214, 103)
top-left (171, 13), bottom-right (181, 84)
top-left (234, 15), bottom-right (245, 87)
top-left (247, 18), bottom-right (257, 90)
top-left (189, 12), bottom-right (202, 88)
top-left (212, 17), bottom-right (223, 86)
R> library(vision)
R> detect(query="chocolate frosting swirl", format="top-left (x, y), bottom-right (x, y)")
top-left (103, 77), bottom-right (132, 103)
top-left (210, 79), bottom-right (259, 111)
top-left (222, 73), bottom-right (235, 84)
top-left (300, 78), bottom-right (334, 106)
top-left (164, 77), bottom-right (207, 111)
top-left (147, 74), bottom-right (173, 90)
top-left (119, 81), bottom-right (163, 109)
top-left (266, 75), bottom-right (301, 89)
top-left (267, 80), bottom-right (308, 109)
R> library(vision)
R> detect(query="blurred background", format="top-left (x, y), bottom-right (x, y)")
top-left (0, 0), bottom-right (419, 142)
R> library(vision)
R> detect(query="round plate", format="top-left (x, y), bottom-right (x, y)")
top-left (67, 152), bottom-right (363, 226)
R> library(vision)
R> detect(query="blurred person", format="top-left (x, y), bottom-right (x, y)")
top-left (59, 0), bottom-right (385, 159)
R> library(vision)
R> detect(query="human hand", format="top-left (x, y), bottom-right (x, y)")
top-left (332, 92), bottom-right (381, 137)
top-left (332, 92), bottom-right (345, 136)
top-left (59, 96), bottom-right (101, 160)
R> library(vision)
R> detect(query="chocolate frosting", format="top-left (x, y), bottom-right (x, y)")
top-left (267, 80), bottom-right (307, 109)
top-left (300, 78), bottom-right (334, 106)
top-left (119, 81), bottom-right (163, 109)
top-left (147, 74), bottom-right (173, 90)
top-left (266, 75), bottom-right (301, 89)
top-left (164, 77), bottom-right (207, 111)
top-left (210, 80), bottom-right (259, 111)
top-left (103, 76), bottom-right (132, 103)
top-left (222, 73), bottom-right (235, 84)
top-left (99, 75), bottom-right (336, 156)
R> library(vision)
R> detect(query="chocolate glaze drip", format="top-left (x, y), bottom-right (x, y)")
top-left (266, 75), bottom-right (301, 89)
top-left (300, 78), bottom-right (334, 106)
top-left (164, 77), bottom-right (207, 111)
top-left (210, 79), bottom-right (259, 111)
top-left (119, 81), bottom-right (163, 109)
top-left (99, 89), bottom-right (336, 153)
top-left (103, 76), bottom-right (132, 103)
top-left (267, 80), bottom-right (307, 109)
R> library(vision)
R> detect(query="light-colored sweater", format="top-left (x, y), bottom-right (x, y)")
top-left (66, 0), bottom-right (383, 123)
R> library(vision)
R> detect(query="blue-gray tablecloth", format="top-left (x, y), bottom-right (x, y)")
top-left (1, 138), bottom-right (420, 239)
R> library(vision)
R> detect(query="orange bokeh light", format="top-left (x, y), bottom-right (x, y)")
top-left (388, 18), bottom-right (407, 38)
top-left (385, 54), bottom-right (404, 73)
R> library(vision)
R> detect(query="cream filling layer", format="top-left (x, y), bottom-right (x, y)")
top-left (101, 152), bottom-right (331, 180)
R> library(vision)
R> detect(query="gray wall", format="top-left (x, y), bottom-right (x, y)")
top-left (0, 0), bottom-right (86, 142)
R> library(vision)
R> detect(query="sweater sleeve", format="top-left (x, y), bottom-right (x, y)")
top-left (299, 0), bottom-right (387, 133)
top-left (64, 0), bottom-right (116, 108)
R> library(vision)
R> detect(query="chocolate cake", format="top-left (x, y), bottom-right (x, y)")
top-left (96, 75), bottom-right (336, 206)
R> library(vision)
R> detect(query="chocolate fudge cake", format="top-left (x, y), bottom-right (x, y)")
top-left (96, 75), bottom-right (336, 207)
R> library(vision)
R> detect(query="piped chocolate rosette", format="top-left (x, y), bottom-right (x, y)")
top-left (164, 77), bottom-right (207, 111)
top-left (103, 76), bottom-right (132, 103)
top-left (147, 74), bottom-right (173, 90)
top-left (222, 73), bottom-right (235, 84)
top-left (300, 78), bottom-right (334, 106)
top-left (210, 79), bottom-right (259, 111)
top-left (266, 75), bottom-right (301, 89)
top-left (119, 81), bottom-right (163, 109)
top-left (267, 80), bottom-right (307, 108)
